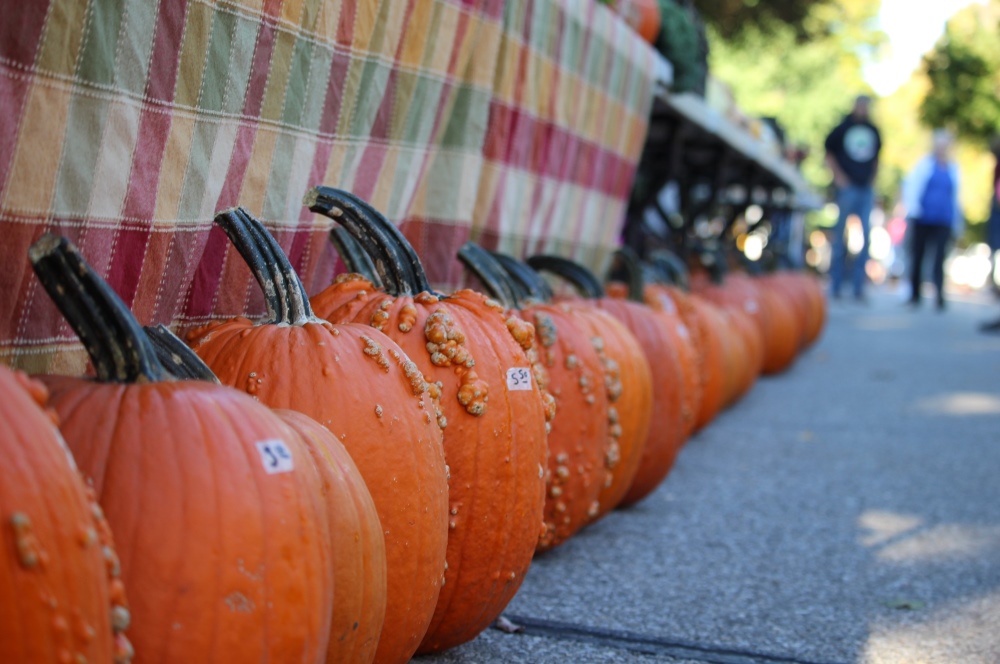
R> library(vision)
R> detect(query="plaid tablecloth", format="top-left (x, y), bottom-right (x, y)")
top-left (471, 0), bottom-right (657, 270)
top-left (0, 0), bottom-right (656, 374)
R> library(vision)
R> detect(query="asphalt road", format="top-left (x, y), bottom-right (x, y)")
top-left (416, 284), bottom-right (1000, 664)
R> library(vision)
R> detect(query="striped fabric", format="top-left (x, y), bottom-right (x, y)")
top-left (0, 0), bottom-right (656, 374)
top-left (471, 0), bottom-right (656, 271)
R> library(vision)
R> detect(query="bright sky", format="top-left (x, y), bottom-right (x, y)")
top-left (865, 0), bottom-right (984, 96)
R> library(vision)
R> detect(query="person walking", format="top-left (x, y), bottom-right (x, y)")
top-left (901, 129), bottom-right (962, 310)
top-left (824, 94), bottom-right (882, 302)
top-left (977, 135), bottom-right (1000, 331)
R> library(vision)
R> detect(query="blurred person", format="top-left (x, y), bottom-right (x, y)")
top-left (978, 135), bottom-right (1000, 332)
top-left (901, 129), bottom-right (962, 311)
top-left (986, 135), bottom-right (1000, 289)
top-left (824, 94), bottom-right (882, 302)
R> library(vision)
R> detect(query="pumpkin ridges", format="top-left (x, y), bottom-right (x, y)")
top-left (567, 303), bottom-right (654, 517)
top-left (529, 249), bottom-right (677, 511)
top-left (0, 368), bottom-right (123, 664)
top-left (142, 324), bottom-right (387, 664)
top-left (319, 289), bottom-right (549, 652)
top-left (600, 298), bottom-right (685, 508)
top-left (608, 281), bottom-right (703, 440)
top-left (188, 207), bottom-right (450, 664)
top-left (523, 302), bottom-right (611, 550)
top-left (309, 191), bottom-right (550, 654)
top-left (31, 234), bottom-right (337, 663)
top-left (277, 409), bottom-right (387, 664)
top-left (189, 319), bottom-right (448, 664)
top-left (44, 381), bottom-right (336, 663)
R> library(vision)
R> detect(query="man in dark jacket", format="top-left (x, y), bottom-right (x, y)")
top-left (824, 94), bottom-right (882, 302)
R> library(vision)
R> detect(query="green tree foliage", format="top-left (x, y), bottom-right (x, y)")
top-left (920, 1), bottom-right (1000, 146)
top-left (693, 0), bottom-right (833, 41)
top-left (706, 0), bottom-right (884, 189)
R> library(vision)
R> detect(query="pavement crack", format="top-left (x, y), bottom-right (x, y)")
top-left (498, 614), bottom-right (847, 664)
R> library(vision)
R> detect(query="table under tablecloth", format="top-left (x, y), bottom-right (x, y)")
top-left (0, 0), bottom-right (656, 374)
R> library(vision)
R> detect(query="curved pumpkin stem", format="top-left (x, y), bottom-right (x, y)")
top-left (490, 252), bottom-right (554, 303)
top-left (456, 242), bottom-right (520, 309)
top-left (305, 186), bottom-right (432, 296)
top-left (143, 324), bottom-right (221, 384)
top-left (647, 248), bottom-right (690, 290)
top-left (527, 255), bottom-right (606, 299)
top-left (29, 233), bottom-right (169, 383)
top-left (330, 226), bottom-right (384, 288)
top-left (215, 207), bottom-right (319, 326)
top-left (612, 246), bottom-right (648, 304)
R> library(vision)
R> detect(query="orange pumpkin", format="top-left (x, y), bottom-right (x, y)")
top-left (307, 188), bottom-right (549, 655)
top-left (142, 325), bottom-right (388, 664)
top-left (527, 255), bottom-right (679, 512)
top-left (606, 276), bottom-right (702, 443)
top-left (30, 235), bottom-right (336, 663)
top-left (653, 284), bottom-right (727, 430)
top-left (799, 272), bottom-right (827, 347)
top-left (0, 365), bottom-right (132, 664)
top-left (459, 244), bottom-right (615, 548)
top-left (185, 208), bottom-right (448, 664)
top-left (276, 410), bottom-right (388, 664)
top-left (614, 0), bottom-right (662, 43)
top-left (689, 272), bottom-right (765, 401)
top-left (755, 278), bottom-right (803, 375)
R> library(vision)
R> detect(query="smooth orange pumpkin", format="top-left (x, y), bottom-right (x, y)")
top-left (140, 325), bottom-right (389, 664)
top-left (276, 410), bottom-right (388, 664)
top-left (756, 280), bottom-right (802, 375)
top-left (185, 208), bottom-right (448, 664)
top-left (306, 188), bottom-right (549, 655)
top-left (30, 235), bottom-right (336, 663)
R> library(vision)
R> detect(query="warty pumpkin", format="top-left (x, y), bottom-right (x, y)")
top-left (525, 254), bottom-right (668, 513)
top-left (184, 208), bottom-right (448, 664)
top-left (0, 365), bottom-right (132, 664)
top-left (306, 187), bottom-right (550, 654)
top-left (459, 245), bottom-right (612, 547)
top-left (605, 249), bottom-right (703, 443)
top-left (30, 234), bottom-right (337, 663)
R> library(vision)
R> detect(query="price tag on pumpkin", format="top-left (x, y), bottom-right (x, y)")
top-left (506, 367), bottom-right (532, 391)
top-left (256, 440), bottom-right (294, 474)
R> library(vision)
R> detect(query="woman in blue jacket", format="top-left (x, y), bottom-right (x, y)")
top-left (902, 130), bottom-right (962, 310)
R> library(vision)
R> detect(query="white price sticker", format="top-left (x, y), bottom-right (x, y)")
top-left (506, 367), bottom-right (533, 391)
top-left (256, 440), bottom-right (294, 474)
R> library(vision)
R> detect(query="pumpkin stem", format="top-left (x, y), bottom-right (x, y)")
top-left (305, 186), bottom-right (433, 296)
top-left (214, 207), bottom-right (319, 326)
top-left (491, 252), bottom-right (554, 303)
top-left (456, 242), bottom-right (521, 309)
top-left (526, 255), bottom-right (606, 299)
top-left (143, 324), bottom-right (221, 383)
top-left (612, 246), bottom-right (647, 303)
top-left (647, 249), bottom-right (690, 290)
top-left (330, 226), bottom-right (384, 287)
top-left (29, 234), bottom-right (169, 383)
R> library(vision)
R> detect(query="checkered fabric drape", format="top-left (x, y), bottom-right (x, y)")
top-left (0, 0), bottom-right (656, 374)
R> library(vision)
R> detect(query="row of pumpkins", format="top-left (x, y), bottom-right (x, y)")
top-left (1, 186), bottom-right (825, 664)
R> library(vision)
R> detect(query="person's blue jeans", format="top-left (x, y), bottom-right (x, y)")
top-left (830, 184), bottom-right (874, 298)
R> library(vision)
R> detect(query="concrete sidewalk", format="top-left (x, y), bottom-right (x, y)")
top-left (416, 285), bottom-right (1000, 664)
